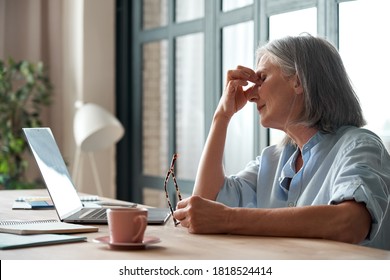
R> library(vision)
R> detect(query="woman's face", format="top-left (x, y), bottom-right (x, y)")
top-left (249, 56), bottom-right (303, 131)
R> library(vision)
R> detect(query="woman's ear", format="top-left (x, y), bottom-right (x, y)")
top-left (292, 74), bottom-right (303, 95)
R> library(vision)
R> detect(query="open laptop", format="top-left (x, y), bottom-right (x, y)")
top-left (23, 127), bottom-right (171, 225)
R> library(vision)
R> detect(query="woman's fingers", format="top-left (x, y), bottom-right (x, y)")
top-left (229, 79), bottom-right (248, 89)
top-left (217, 65), bottom-right (261, 118)
top-left (173, 196), bottom-right (231, 234)
top-left (228, 65), bottom-right (259, 85)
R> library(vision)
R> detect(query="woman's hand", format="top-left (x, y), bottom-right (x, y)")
top-left (216, 65), bottom-right (260, 120)
top-left (173, 195), bottom-right (232, 234)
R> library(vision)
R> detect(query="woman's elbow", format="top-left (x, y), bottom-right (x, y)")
top-left (328, 201), bottom-right (372, 244)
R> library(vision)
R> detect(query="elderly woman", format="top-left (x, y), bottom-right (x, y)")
top-left (173, 34), bottom-right (390, 250)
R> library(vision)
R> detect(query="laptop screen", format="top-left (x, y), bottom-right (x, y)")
top-left (23, 128), bottom-right (83, 219)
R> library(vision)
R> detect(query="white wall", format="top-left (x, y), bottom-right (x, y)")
top-left (0, 0), bottom-right (117, 198)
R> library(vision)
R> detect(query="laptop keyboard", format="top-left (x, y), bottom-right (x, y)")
top-left (80, 208), bottom-right (107, 220)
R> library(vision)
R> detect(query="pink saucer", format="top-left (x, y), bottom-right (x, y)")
top-left (93, 236), bottom-right (161, 250)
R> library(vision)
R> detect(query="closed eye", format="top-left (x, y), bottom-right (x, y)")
top-left (256, 69), bottom-right (267, 83)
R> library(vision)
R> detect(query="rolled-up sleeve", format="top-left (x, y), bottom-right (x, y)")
top-left (329, 136), bottom-right (390, 244)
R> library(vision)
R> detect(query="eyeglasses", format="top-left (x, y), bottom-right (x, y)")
top-left (164, 153), bottom-right (182, 226)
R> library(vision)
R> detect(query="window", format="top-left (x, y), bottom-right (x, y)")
top-left (176, 0), bottom-right (204, 22)
top-left (223, 0), bottom-right (253, 12)
top-left (175, 33), bottom-right (205, 180)
top-left (142, 0), bottom-right (167, 29)
top-left (142, 40), bottom-right (168, 177)
top-left (117, 0), bottom-right (383, 205)
top-left (339, 0), bottom-right (390, 151)
top-left (223, 21), bottom-right (255, 174)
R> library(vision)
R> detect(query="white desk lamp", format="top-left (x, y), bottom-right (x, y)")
top-left (72, 102), bottom-right (124, 196)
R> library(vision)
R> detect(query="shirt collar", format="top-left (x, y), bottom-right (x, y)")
top-left (301, 130), bottom-right (324, 155)
top-left (281, 131), bottom-right (324, 178)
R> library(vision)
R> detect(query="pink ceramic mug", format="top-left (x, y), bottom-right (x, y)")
top-left (107, 208), bottom-right (148, 244)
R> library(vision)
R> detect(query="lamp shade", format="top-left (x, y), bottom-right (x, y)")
top-left (73, 103), bottom-right (124, 152)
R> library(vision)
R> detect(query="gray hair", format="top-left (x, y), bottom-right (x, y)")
top-left (256, 34), bottom-right (366, 134)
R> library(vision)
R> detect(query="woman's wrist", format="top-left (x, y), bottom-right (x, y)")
top-left (224, 206), bottom-right (239, 233)
top-left (213, 110), bottom-right (232, 125)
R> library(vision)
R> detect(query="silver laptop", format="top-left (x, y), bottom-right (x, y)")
top-left (23, 127), bottom-right (171, 225)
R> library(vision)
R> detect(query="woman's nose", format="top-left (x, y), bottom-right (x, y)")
top-left (246, 83), bottom-right (260, 102)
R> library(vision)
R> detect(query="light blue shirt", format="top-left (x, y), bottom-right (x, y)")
top-left (217, 126), bottom-right (390, 250)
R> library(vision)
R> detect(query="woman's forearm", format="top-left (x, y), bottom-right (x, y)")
top-left (227, 201), bottom-right (371, 244)
top-left (192, 113), bottom-right (231, 200)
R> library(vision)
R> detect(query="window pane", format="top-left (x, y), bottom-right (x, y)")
top-left (143, 0), bottom-right (167, 29)
top-left (175, 33), bottom-right (205, 180)
top-left (142, 41), bottom-right (169, 176)
top-left (268, 7), bottom-right (317, 145)
top-left (223, 0), bottom-right (253, 12)
top-left (339, 0), bottom-right (390, 151)
top-left (176, 0), bottom-right (204, 23)
top-left (222, 21), bottom-right (254, 175)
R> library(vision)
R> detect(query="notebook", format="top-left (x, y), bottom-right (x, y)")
top-left (0, 219), bottom-right (98, 235)
top-left (0, 233), bottom-right (87, 250)
top-left (23, 127), bottom-right (171, 225)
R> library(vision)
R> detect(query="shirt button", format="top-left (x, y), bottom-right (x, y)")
top-left (288, 202), bottom-right (295, 207)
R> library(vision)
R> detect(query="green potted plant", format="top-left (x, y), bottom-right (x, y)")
top-left (0, 58), bottom-right (52, 189)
